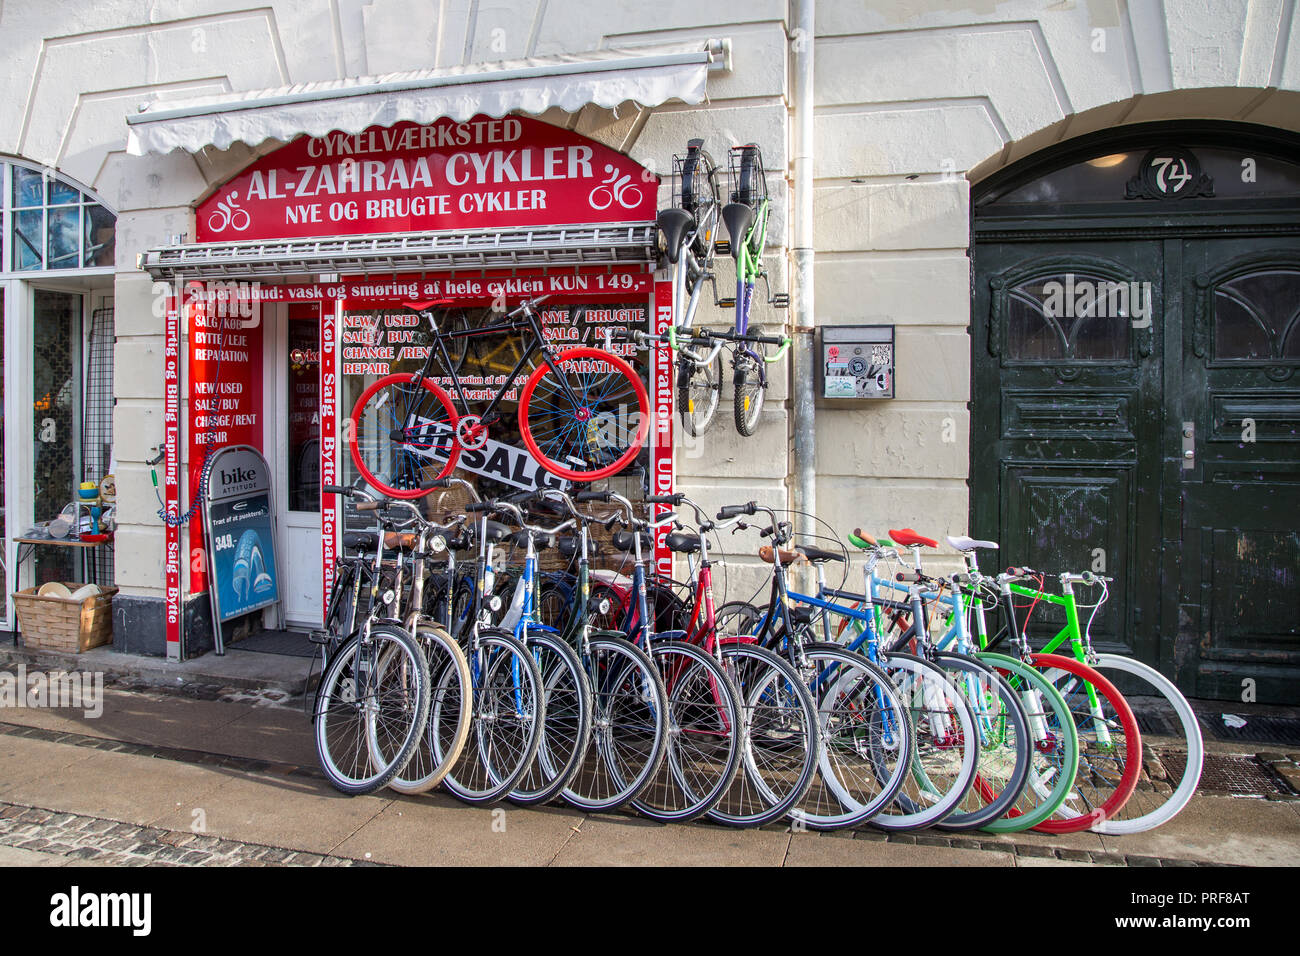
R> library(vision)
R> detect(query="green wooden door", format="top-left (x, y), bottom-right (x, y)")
top-left (1172, 237), bottom-right (1300, 703)
top-left (971, 239), bottom-right (1165, 666)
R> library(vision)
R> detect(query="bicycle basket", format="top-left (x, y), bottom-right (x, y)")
top-left (726, 144), bottom-right (767, 208)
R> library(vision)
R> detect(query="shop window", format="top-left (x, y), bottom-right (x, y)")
top-left (1213, 269), bottom-right (1300, 361)
top-left (4, 161), bottom-right (115, 271)
top-left (31, 290), bottom-right (79, 586)
top-left (1005, 274), bottom-right (1129, 362)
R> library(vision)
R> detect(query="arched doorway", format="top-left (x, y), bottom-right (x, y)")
top-left (971, 121), bottom-right (1300, 704)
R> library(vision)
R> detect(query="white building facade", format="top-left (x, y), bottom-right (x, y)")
top-left (2, 1), bottom-right (1297, 702)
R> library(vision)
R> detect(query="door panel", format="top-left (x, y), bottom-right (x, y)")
top-left (277, 304), bottom-right (323, 627)
top-left (1178, 237), bottom-right (1300, 702)
top-left (972, 240), bottom-right (1163, 663)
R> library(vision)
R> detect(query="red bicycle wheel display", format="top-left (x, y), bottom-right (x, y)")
top-left (518, 347), bottom-right (649, 482)
top-left (1027, 652), bottom-right (1142, 834)
top-left (348, 374), bottom-right (460, 498)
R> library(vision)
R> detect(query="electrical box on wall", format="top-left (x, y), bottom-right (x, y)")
top-left (818, 325), bottom-right (895, 400)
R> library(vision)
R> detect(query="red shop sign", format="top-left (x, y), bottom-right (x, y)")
top-left (196, 115), bottom-right (658, 242)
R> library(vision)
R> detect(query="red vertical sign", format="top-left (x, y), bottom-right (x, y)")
top-left (652, 279), bottom-right (675, 576)
top-left (164, 294), bottom-right (182, 657)
top-left (320, 302), bottom-right (338, 624)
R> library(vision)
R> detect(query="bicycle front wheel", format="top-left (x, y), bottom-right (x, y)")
top-left (1029, 652), bottom-right (1142, 834)
top-left (349, 374), bottom-right (459, 498)
top-left (708, 642), bottom-right (819, 828)
top-left (678, 349), bottom-right (722, 438)
top-left (631, 641), bottom-right (742, 823)
top-left (732, 322), bottom-right (767, 437)
top-left (563, 635), bottom-right (669, 812)
top-left (1088, 654), bottom-right (1202, 834)
top-left (437, 630), bottom-right (544, 806)
top-left (509, 631), bottom-right (593, 806)
top-left (518, 347), bottom-right (649, 482)
top-left (314, 625), bottom-right (430, 796)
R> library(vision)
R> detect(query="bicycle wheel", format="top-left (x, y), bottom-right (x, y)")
top-left (436, 629), bottom-right (544, 806)
top-left (387, 624), bottom-right (471, 795)
top-left (715, 600), bottom-right (763, 638)
top-left (314, 625), bottom-right (430, 795)
top-left (791, 643), bottom-right (914, 830)
top-left (678, 349), bottom-right (722, 438)
top-left (631, 640), bottom-right (743, 823)
top-left (586, 583), bottom-right (626, 633)
top-left (733, 322), bottom-right (767, 437)
top-left (708, 641), bottom-right (819, 828)
top-left (974, 652), bottom-right (1079, 833)
top-left (931, 651), bottom-right (1032, 831)
top-left (518, 347), bottom-right (649, 482)
top-left (563, 635), bottom-right (669, 812)
top-left (349, 374), bottom-right (459, 499)
top-left (869, 652), bottom-right (979, 830)
top-left (1028, 652), bottom-right (1142, 834)
top-left (509, 631), bottom-right (593, 806)
top-left (1087, 654), bottom-right (1202, 834)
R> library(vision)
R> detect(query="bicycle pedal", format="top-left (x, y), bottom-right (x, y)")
top-left (714, 239), bottom-right (731, 255)
top-left (307, 630), bottom-right (330, 645)
top-left (717, 297), bottom-right (736, 308)
top-left (770, 293), bottom-right (790, 309)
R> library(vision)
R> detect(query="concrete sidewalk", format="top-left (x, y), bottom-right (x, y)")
top-left (0, 685), bottom-right (1297, 867)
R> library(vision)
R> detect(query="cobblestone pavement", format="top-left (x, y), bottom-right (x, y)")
top-left (0, 802), bottom-right (378, 867)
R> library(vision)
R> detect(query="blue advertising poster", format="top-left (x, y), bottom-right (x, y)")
top-left (207, 491), bottom-right (279, 621)
top-left (202, 446), bottom-right (280, 636)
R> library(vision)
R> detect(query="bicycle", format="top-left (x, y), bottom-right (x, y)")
top-left (956, 546), bottom-right (1200, 833)
top-left (348, 295), bottom-right (649, 497)
top-left (311, 497), bottom-right (433, 796)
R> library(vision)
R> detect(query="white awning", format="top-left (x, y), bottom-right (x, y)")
top-left (127, 39), bottom-right (729, 156)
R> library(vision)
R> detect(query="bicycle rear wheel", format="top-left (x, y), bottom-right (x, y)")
top-left (631, 640), bottom-right (742, 823)
top-left (1029, 652), bottom-right (1142, 834)
top-left (1087, 654), bottom-right (1202, 834)
top-left (519, 347), bottom-right (649, 482)
top-left (349, 374), bottom-right (459, 498)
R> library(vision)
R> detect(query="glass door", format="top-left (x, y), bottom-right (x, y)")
top-left (31, 288), bottom-right (81, 587)
top-left (277, 303), bottom-right (322, 627)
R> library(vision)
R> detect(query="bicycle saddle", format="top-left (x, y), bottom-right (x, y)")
top-left (612, 530), bottom-right (652, 554)
top-left (402, 299), bottom-right (454, 312)
top-left (666, 531), bottom-right (702, 554)
top-left (656, 208), bottom-right (696, 265)
top-left (848, 529), bottom-right (878, 550)
top-left (556, 535), bottom-right (578, 559)
top-left (720, 203), bottom-right (754, 260)
top-left (888, 528), bottom-right (938, 548)
top-left (480, 520), bottom-right (511, 543)
top-left (342, 531), bottom-right (379, 552)
top-left (795, 544), bottom-right (844, 564)
top-left (946, 535), bottom-right (999, 552)
top-left (383, 531), bottom-right (418, 552)
top-left (758, 545), bottom-right (805, 566)
top-left (509, 528), bottom-right (554, 551)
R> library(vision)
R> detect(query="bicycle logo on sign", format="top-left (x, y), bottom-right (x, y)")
top-left (588, 165), bottom-right (642, 211)
top-left (207, 190), bottom-right (251, 234)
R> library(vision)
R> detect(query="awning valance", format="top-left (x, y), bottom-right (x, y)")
top-left (127, 39), bottom-right (729, 156)
top-left (138, 222), bottom-right (657, 280)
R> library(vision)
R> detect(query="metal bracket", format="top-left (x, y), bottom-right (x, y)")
top-left (1181, 421), bottom-right (1195, 470)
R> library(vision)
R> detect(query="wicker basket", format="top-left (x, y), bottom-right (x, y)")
top-left (13, 584), bottom-right (117, 653)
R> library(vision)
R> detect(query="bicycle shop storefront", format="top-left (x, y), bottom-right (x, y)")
top-left (142, 115), bottom-right (678, 658)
